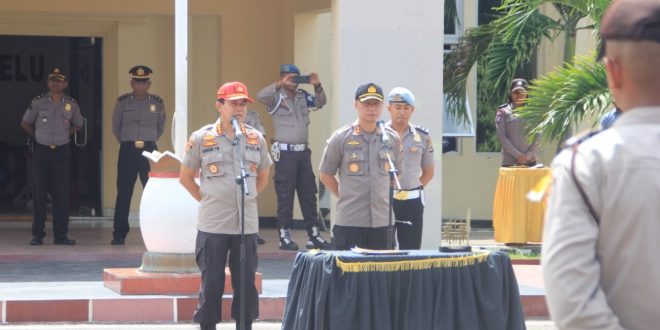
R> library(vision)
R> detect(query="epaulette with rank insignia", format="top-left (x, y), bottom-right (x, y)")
top-left (414, 125), bottom-right (430, 135)
top-left (118, 93), bottom-right (132, 101)
top-left (563, 129), bottom-right (602, 150)
top-left (200, 123), bottom-right (215, 131)
top-left (150, 94), bottom-right (163, 104)
top-left (33, 93), bottom-right (48, 101)
top-left (64, 95), bottom-right (77, 103)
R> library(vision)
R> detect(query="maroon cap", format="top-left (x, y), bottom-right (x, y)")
top-left (600, 0), bottom-right (660, 43)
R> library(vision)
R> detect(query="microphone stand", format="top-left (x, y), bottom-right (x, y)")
top-left (384, 144), bottom-right (401, 250)
top-left (232, 134), bottom-right (250, 330)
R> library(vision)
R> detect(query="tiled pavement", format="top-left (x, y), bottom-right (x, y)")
top-left (0, 220), bottom-right (547, 324)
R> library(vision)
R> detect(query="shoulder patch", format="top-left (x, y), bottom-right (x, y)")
top-left (563, 130), bottom-right (602, 149)
top-left (150, 94), bottom-right (163, 103)
top-left (64, 95), bottom-right (77, 103)
top-left (118, 93), bottom-right (132, 101)
top-left (414, 125), bottom-right (430, 135)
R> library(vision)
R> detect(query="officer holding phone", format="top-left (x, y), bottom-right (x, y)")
top-left (256, 64), bottom-right (330, 250)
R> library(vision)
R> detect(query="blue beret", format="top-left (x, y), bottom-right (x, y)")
top-left (280, 64), bottom-right (300, 75)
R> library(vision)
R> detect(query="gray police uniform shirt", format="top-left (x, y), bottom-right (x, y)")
top-left (542, 107), bottom-right (660, 330)
top-left (319, 122), bottom-right (402, 228)
top-left (495, 104), bottom-right (540, 166)
top-left (112, 93), bottom-right (166, 142)
top-left (256, 83), bottom-right (326, 144)
top-left (22, 93), bottom-right (84, 146)
top-left (182, 119), bottom-right (273, 235)
top-left (245, 110), bottom-right (266, 136)
top-left (386, 122), bottom-right (434, 190)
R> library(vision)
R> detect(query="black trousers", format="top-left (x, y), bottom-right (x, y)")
top-left (332, 225), bottom-right (389, 250)
top-left (393, 197), bottom-right (424, 250)
top-left (112, 141), bottom-right (156, 239)
top-left (32, 143), bottom-right (71, 240)
top-left (274, 149), bottom-right (318, 231)
top-left (193, 231), bottom-right (259, 325)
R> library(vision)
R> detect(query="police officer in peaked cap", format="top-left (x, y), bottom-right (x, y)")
top-left (21, 68), bottom-right (84, 246)
top-left (110, 65), bottom-right (166, 245)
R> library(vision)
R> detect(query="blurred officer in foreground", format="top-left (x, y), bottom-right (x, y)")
top-left (319, 83), bottom-right (402, 250)
top-left (180, 81), bottom-right (272, 330)
top-left (386, 87), bottom-right (434, 249)
top-left (542, 1), bottom-right (660, 329)
top-left (495, 78), bottom-right (540, 166)
top-left (21, 68), bottom-right (84, 246)
top-left (111, 65), bottom-right (165, 245)
top-left (257, 64), bottom-right (330, 250)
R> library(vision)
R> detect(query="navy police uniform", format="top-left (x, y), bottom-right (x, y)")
top-left (111, 66), bottom-right (166, 244)
top-left (21, 68), bottom-right (84, 245)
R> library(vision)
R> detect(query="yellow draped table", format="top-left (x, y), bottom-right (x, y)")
top-left (492, 167), bottom-right (551, 244)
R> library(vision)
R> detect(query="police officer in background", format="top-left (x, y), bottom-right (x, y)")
top-left (256, 64), bottom-right (330, 250)
top-left (111, 65), bottom-right (165, 245)
top-left (386, 87), bottom-right (434, 250)
top-left (495, 79), bottom-right (540, 167)
top-left (180, 81), bottom-right (272, 330)
top-left (21, 68), bottom-right (84, 246)
top-left (319, 83), bottom-right (402, 250)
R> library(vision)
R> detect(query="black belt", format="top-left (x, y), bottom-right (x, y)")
top-left (35, 142), bottom-right (69, 150)
top-left (121, 141), bottom-right (155, 149)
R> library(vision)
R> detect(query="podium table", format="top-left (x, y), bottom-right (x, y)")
top-left (492, 167), bottom-right (551, 243)
top-left (282, 250), bottom-right (525, 330)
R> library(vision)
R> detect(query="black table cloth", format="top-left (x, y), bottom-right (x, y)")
top-left (282, 250), bottom-right (526, 330)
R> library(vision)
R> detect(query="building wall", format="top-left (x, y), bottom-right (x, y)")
top-left (0, 0), bottom-right (332, 217)
top-left (441, 2), bottom-right (599, 222)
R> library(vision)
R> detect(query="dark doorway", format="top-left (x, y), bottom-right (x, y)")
top-left (0, 35), bottom-right (103, 218)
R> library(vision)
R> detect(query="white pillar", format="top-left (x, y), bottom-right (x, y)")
top-left (331, 0), bottom-right (444, 249)
top-left (174, 0), bottom-right (188, 157)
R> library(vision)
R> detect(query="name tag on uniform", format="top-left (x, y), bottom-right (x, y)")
top-left (150, 104), bottom-right (156, 112)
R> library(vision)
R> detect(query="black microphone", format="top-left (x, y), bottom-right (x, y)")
top-left (231, 116), bottom-right (244, 141)
top-left (377, 119), bottom-right (390, 145)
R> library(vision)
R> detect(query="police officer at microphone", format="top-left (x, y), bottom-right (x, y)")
top-left (256, 64), bottom-right (330, 250)
top-left (21, 68), bottom-right (84, 246)
top-left (319, 83), bottom-right (402, 250)
top-left (111, 65), bottom-right (165, 245)
top-left (180, 81), bottom-right (272, 330)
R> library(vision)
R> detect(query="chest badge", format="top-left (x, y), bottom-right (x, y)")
top-left (349, 152), bottom-right (359, 159)
top-left (413, 133), bottom-right (421, 143)
top-left (65, 103), bottom-right (72, 112)
top-left (208, 164), bottom-right (219, 174)
top-left (347, 140), bottom-right (360, 146)
top-left (410, 146), bottom-right (418, 153)
top-left (202, 134), bottom-right (217, 147)
top-left (349, 163), bottom-right (360, 173)
top-left (250, 163), bottom-right (257, 172)
top-left (383, 162), bottom-right (390, 172)
top-left (246, 131), bottom-right (259, 145)
top-left (150, 104), bottom-right (156, 112)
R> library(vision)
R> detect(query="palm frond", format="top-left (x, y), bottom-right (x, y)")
top-left (516, 53), bottom-right (611, 144)
top-left (477, 8), bottom-right (559, 114)
top-left (444, 25), bottom-right (494, 125)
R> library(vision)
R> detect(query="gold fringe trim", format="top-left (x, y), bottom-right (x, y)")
top-left (335, 251), bottom-right (491, 273)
